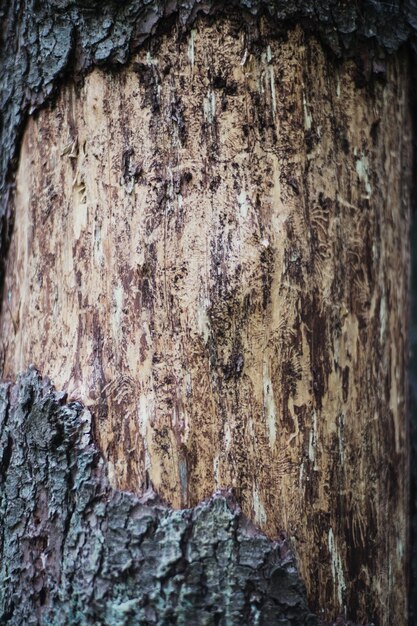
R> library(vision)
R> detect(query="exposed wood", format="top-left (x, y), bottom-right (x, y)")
top-left (0, 16), bottom-right (412, 624)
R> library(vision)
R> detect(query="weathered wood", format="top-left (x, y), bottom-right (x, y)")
top-left (1, 15), bottom-right (413, 624)
top-left (0, 4), bottom-right (414, 626)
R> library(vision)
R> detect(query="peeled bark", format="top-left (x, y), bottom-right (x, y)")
top-left (0, 4), bottom-right (414, 626)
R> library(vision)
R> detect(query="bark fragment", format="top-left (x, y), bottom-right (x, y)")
top-left (0, 4), bottom-right (413, 625)
top-left (0, 369), bottom-right (319, 626)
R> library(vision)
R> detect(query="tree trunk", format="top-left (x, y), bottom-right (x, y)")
top-left (0, 3), bottom-right (415, 625)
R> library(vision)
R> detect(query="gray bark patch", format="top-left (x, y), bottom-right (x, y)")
top-left (0, 369), bottom-right (321, 625)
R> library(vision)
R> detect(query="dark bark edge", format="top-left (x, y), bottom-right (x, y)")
top-left (0, 368), bottom-right (334, 626)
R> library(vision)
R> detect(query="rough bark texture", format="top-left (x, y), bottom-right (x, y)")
top-left (0, 14), bottom-right (412, 625)
top-left (411, 216), bottom-right (417, 623)
top-left (0, 369), bottom-right (321, 626)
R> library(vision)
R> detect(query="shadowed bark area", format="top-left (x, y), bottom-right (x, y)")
top-left (0, 369), bottom-right (321, 626)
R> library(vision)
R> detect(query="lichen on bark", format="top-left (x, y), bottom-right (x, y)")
top-left (0, 369), bottom-right (320, 625)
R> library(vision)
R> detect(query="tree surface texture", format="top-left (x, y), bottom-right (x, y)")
top-left (0, 369), bottom-right (322, 626)
top-left (0, 2), bottom-right (415, 625)
top-left (1, 0), bottom-right (417, 239)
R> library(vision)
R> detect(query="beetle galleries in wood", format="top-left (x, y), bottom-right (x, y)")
top-left (0, 16), bottom-right (412, 625)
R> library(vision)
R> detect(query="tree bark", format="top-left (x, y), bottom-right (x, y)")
top-left (0, 3), bottom-right (415, 625)
top-left (0, 369), bottom-right (319, 626)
